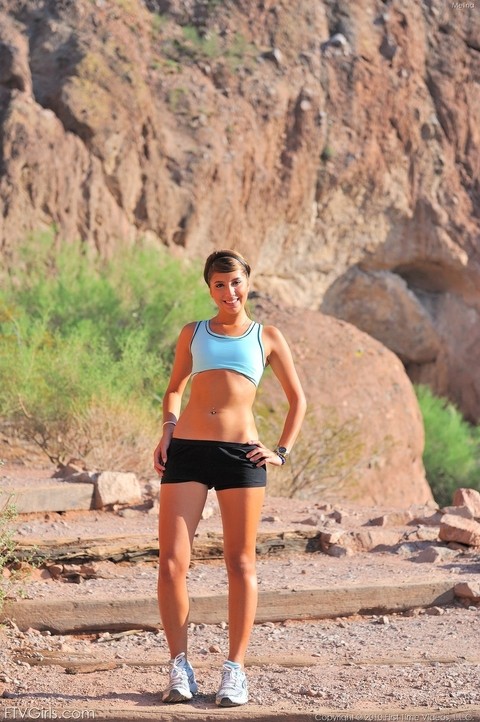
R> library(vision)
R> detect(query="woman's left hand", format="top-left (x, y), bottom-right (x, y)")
top-left (246, 441), bottom-right (285, 467)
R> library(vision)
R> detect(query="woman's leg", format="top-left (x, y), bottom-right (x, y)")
top-left (158, 481), bottom-right (208, 657)
top-left (216, 486), bottom-right (265, 665)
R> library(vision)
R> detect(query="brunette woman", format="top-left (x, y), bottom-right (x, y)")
top-left (153, 249), bottom-right (306, 706)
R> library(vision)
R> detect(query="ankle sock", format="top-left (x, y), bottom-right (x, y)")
top-left (171, 652), bottom-right (187, 665)
top-left (224, 660), bottom-right (241, 670)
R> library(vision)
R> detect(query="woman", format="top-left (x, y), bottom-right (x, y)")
top-left (153, 249), bottom-right (306, 707)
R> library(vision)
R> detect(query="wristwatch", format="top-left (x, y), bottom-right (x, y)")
top-left (274, 446), bottom-right (289, 464)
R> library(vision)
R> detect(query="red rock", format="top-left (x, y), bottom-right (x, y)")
top-left (439, 514), bottom-right (480, 547)
top-left (441, 505), bottom-right (474, 520)
top-left (425, 606), bottom-right (444, 616)
top-left (319, 529), bottom-right (347, 546)
top-left (368, 511), bottom-right (414, 527)
top-left (260, 303), bottom-right (432, 507)
top-left (353, 528), bottom-right (405, 552)
top-left (94, 471), bottom-right (142, 508)
top-left (412, 527), bottom-right (441, 542)
top-left (410, 511), bottom-right (443, 527)
top-left (452, 488), bottom-right (480, 519)
top-left (46, 564), bottom-right (64, 580)
top-left (414, 546), bottom-right (457, 564)
top-left (454, 582), bottom-right (480, 601)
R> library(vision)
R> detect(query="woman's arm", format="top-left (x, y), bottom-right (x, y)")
top-left (153, 322), bottom-right (196, 475)
top-left (247, 325), bottom-right (307, 467)
top-left (264, 325), bottom-right (307, 451)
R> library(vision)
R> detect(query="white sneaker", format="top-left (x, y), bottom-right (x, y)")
top-left (162, 652), bottom-right (198, 703)
top-left (215, 662), bottom-right (248, 707)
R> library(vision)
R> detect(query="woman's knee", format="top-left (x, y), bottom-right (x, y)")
top-left (224, 551), bottom-right (256, 579)
top-left (158, 554), bottom-right (189, 583)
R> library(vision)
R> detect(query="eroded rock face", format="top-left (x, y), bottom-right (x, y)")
top-left (0, 0), bottom-right (479, 419)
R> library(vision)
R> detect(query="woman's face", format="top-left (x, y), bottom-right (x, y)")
top-left (209, 270), bottom-right (249, 315)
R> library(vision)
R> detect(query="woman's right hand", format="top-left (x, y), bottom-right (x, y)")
top-left (153, 436), bottom-right (169, 476)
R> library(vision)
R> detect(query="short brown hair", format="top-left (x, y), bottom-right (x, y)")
top-left (203, 249), bottom-right (251, 285)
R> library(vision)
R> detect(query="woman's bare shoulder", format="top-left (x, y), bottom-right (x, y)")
top-left (183, 320), bottom-right (200, 332)
top-left (261, 324), bottom-right (290, 358)
top-left (175, 321), bottom-right (201, 347)
top-left (262, 324), bottom-right (286, 342)
top-left (180, 320), bottom-right (201, 334)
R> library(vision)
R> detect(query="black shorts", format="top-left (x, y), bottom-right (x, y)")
top-left (161, 438), bottom-right (267, 491)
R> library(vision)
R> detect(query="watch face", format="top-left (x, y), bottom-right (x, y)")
top-left (277, 447), bottom-right (288, 455)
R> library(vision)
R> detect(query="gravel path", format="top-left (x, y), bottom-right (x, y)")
top-left (2, 467), bottom-right (480, 719)
top-left (5, 550), bottom-right (475, 602)
top-left (1, 604), bottom-right (479, 717)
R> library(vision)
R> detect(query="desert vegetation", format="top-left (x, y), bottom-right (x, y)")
top-left (415, 385), bottom-right (480, 507)
top-left (0, 231), bottom-right (212, 475)
top-left (1, 232), bottom-right (479, 505)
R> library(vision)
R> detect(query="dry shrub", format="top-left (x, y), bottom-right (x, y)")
top-left (66, 398), bottom-right (159, 478)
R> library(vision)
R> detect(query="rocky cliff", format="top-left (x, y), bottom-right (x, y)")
top-left (0, 0), bottom-right (479, 424)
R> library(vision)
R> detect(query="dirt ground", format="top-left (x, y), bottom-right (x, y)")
top-left (1, 603), bottom-right (480, 719)
top-left (1, 462), bottom-right (480, 720)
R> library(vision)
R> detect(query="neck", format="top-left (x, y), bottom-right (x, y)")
top-left (212, 313), bottom-right (250, 327)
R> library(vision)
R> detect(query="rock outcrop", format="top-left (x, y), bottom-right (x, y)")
top-left (0, 0), bottom-right (479, 420)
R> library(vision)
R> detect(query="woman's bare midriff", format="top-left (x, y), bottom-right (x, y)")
top-left (174, 369), bottom-right (259, 442)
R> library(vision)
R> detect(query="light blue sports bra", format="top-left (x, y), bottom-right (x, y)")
top-left (190, 320), bottom-right (265, 386)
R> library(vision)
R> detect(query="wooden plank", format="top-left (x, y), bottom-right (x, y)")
top-left (14, 534), bottom-right (161, 564)
top-left (15, 649), bottom-right (478, 671)
top-left (251, 581), bottom-right (455, 623)
top-left (1, 482), bottom-right (95, 513)
top-left (1, 580), bottom-right (455, 633)
top-left (14, 530), bottom-right (318, 563)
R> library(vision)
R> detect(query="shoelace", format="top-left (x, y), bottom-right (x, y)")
top-left (220, 666), bottom-right (240, 691)
top-left (167, 660), bottom-right (187, 689)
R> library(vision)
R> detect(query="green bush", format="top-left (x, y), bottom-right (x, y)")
top-left (182, 25), bottom-right (220, 59)
top-left (160, 21), bottom-right (258, 75)
top-left (0, 231), bottom-right (214, 474)
top-left (415, 384), bottom-right (480, 507)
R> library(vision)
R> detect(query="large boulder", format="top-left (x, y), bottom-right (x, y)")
top-left (255, 298), bottom-right (433, 507)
